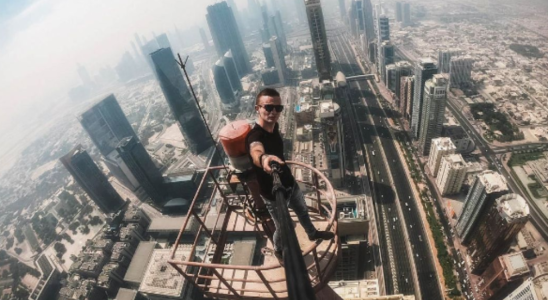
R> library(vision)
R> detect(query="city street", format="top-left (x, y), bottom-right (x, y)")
top-left (328, 26), bottom-right (443, 299)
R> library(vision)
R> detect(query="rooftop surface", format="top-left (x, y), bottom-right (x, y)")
top-left (478, 170), bottom-right (508, 194)
top-left (139, 247), bottom-right (190, 297)
top-left (124, 242), bottom-right (156, 284)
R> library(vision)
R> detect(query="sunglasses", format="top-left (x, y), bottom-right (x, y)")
top-left (258, 104), bottom-right (284, 113)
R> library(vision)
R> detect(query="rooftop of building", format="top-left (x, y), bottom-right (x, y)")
top-left (230, 240), bottom-right (257, 266)
top-left (115, 288), bottom-right (139, 300)
top-left (124, 242), bottom-right (157, 284)
top-left (443, 154), bottom-right (466, 167)
top-left (478, 170), bottom-right (508, 194)
top-left (432, 137), bottom-right (456, 150)
top-left (139, 247), bottom-right (190, 297)
top-left (319, 100), bottom-right (340, 116)
top-left (147, 215), bottom-right (187, 233)
top-left (496, 193), bottom-right (530, 221)
top-left (501, 252), bottom-right (529, 278)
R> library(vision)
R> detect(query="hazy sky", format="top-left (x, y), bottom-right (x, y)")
top-left (0, 0), bottom-right (249, 141)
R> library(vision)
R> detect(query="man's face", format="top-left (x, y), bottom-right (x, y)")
top-left (256, 95), bottom-right (282, 124)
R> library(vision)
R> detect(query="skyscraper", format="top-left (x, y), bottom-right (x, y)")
top-left (427, 137), bottom-right (456, 177)
top-left (478, 253), bottom-right (530, 299)
top-left (402, 2), bottom-right (411, 26)
top-left (305, 0), bottom-right (332, 81)
top-left (226, 0), bottom-right (247, 37)
top-left (436, 154), bottom-right (467, 195)
top-left (355, 0), bottom-right (365, 38)
top-left (270, 36), bottom-right (286, 85)
top-left (411, 58), bottom-right (438, 138)
top-left (400, 76), bottom-right (414, 120)
top-left (150, 48), bottom-right (213, 155)
top-left (79, 94), bottom-right (137, 158)
top-left (418, 74), bottom-right (448, 155)
top-left (262, 44), bottom-right (275, 68)
top-left (213, 58), bottom-right (237, 109)
top-left (223, 50), bottom-right (243, 93)
top-left (338, 0), bottom-right (346, 19)
top-left (141, 39), bottom-right (161, 73)
top-left (456, 170), bottom-right (508, 244)
top-left (206, 2), bottom-right (251, 77)
top-left (504, 276), bottom-right (548, 300)
top-left (79, 94), bottom-right (141, 191)
top-left (60, 145), bottom-right (125, 213)
top-left (467, 194), bottom-right (529, 274)
top-left (77, 64), bottom-right (94, 88)
top-left (363, 0), bottom-right (376, 54)
top-left (155, 33), bottom-right (172, 50)
top-left (396, 2), bottom-right (403, 22)
top-left (274, 11), bottom-right (288, 51)
top-left (378, 41), bottom-right (395, 83)
top-left (438, 49), bottom-right (462, 74)
top-left (376, 15), bottom-right (390, 75)
top-left (199, 28), bottom-right (211, 51)
top-left (449, 56), bottom-right (474, 89)
top-left (116, 137), bottom-right (165, 205)
top-left (388, 61), bottom-right (413, 97)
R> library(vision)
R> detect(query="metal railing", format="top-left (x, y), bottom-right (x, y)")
top-left (168, 161), bottom-right (340, 299)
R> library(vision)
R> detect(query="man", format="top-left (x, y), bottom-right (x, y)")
top-left (246, 88), bottom-right (334, 260)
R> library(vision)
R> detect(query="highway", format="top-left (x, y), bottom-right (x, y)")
top-left (328, 28), bottom-right (443, 299)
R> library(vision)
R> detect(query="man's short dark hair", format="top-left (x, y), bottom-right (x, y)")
top-left (255, 88), bottom-right (280, 105)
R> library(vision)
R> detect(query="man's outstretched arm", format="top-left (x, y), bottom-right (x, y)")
top-left (249, 141), bottom-right (284, 174)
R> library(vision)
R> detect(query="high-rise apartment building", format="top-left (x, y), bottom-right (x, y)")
top-left (436, 154), bottom-right (467, 195)
top-left (450, 56), bottom-right (474, 89)
top-left (305, 0), bottom-right (332, 81)
top-left (400, 76), bottom-right (414, 120)
top-left (411, 58), bottom-right (438, 138)
top-left (116, 137), bottom-right (165, 205)
top-left (402, 2), bottom-right (411, 26)
top-left (437, 49), bottom-right (462, 74)
top-left (468, 194), bottom-right (529, 274)
top-left (199, 28), bottom-right (211, 51)
top-left (213, 59), bottom-right (238, 110)
top-left (60, 145), bottom-right (125, 213)
top-left (456, 170), bottom-right (508, 244)
top-left (150, 48), bottom-right (213, 155)
top-left (479, 252), bottom-right (530, 299)
top-left (223, 50), bottom-right (243, 93)
top-left (262, 44), bottom-right (275, 68)
top-left (427, 137), bottom-right (456, 177)
top-left (270, 36), bottom-right (286, 85)
top-left (395, 2), bottom-right (403, 22)
top-left (418, 74), bottom-right (448, 155)
top-left (206, 2), bottom-right (251, 77)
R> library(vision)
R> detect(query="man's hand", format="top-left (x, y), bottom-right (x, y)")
top-left (262, 155), bottom-right (285, 174)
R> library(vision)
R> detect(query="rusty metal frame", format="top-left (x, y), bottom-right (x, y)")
top-left (168, 161), bottom-right (340, 299)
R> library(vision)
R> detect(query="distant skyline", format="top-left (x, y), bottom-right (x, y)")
top-left (0, 0), bottom-right (249, 151)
